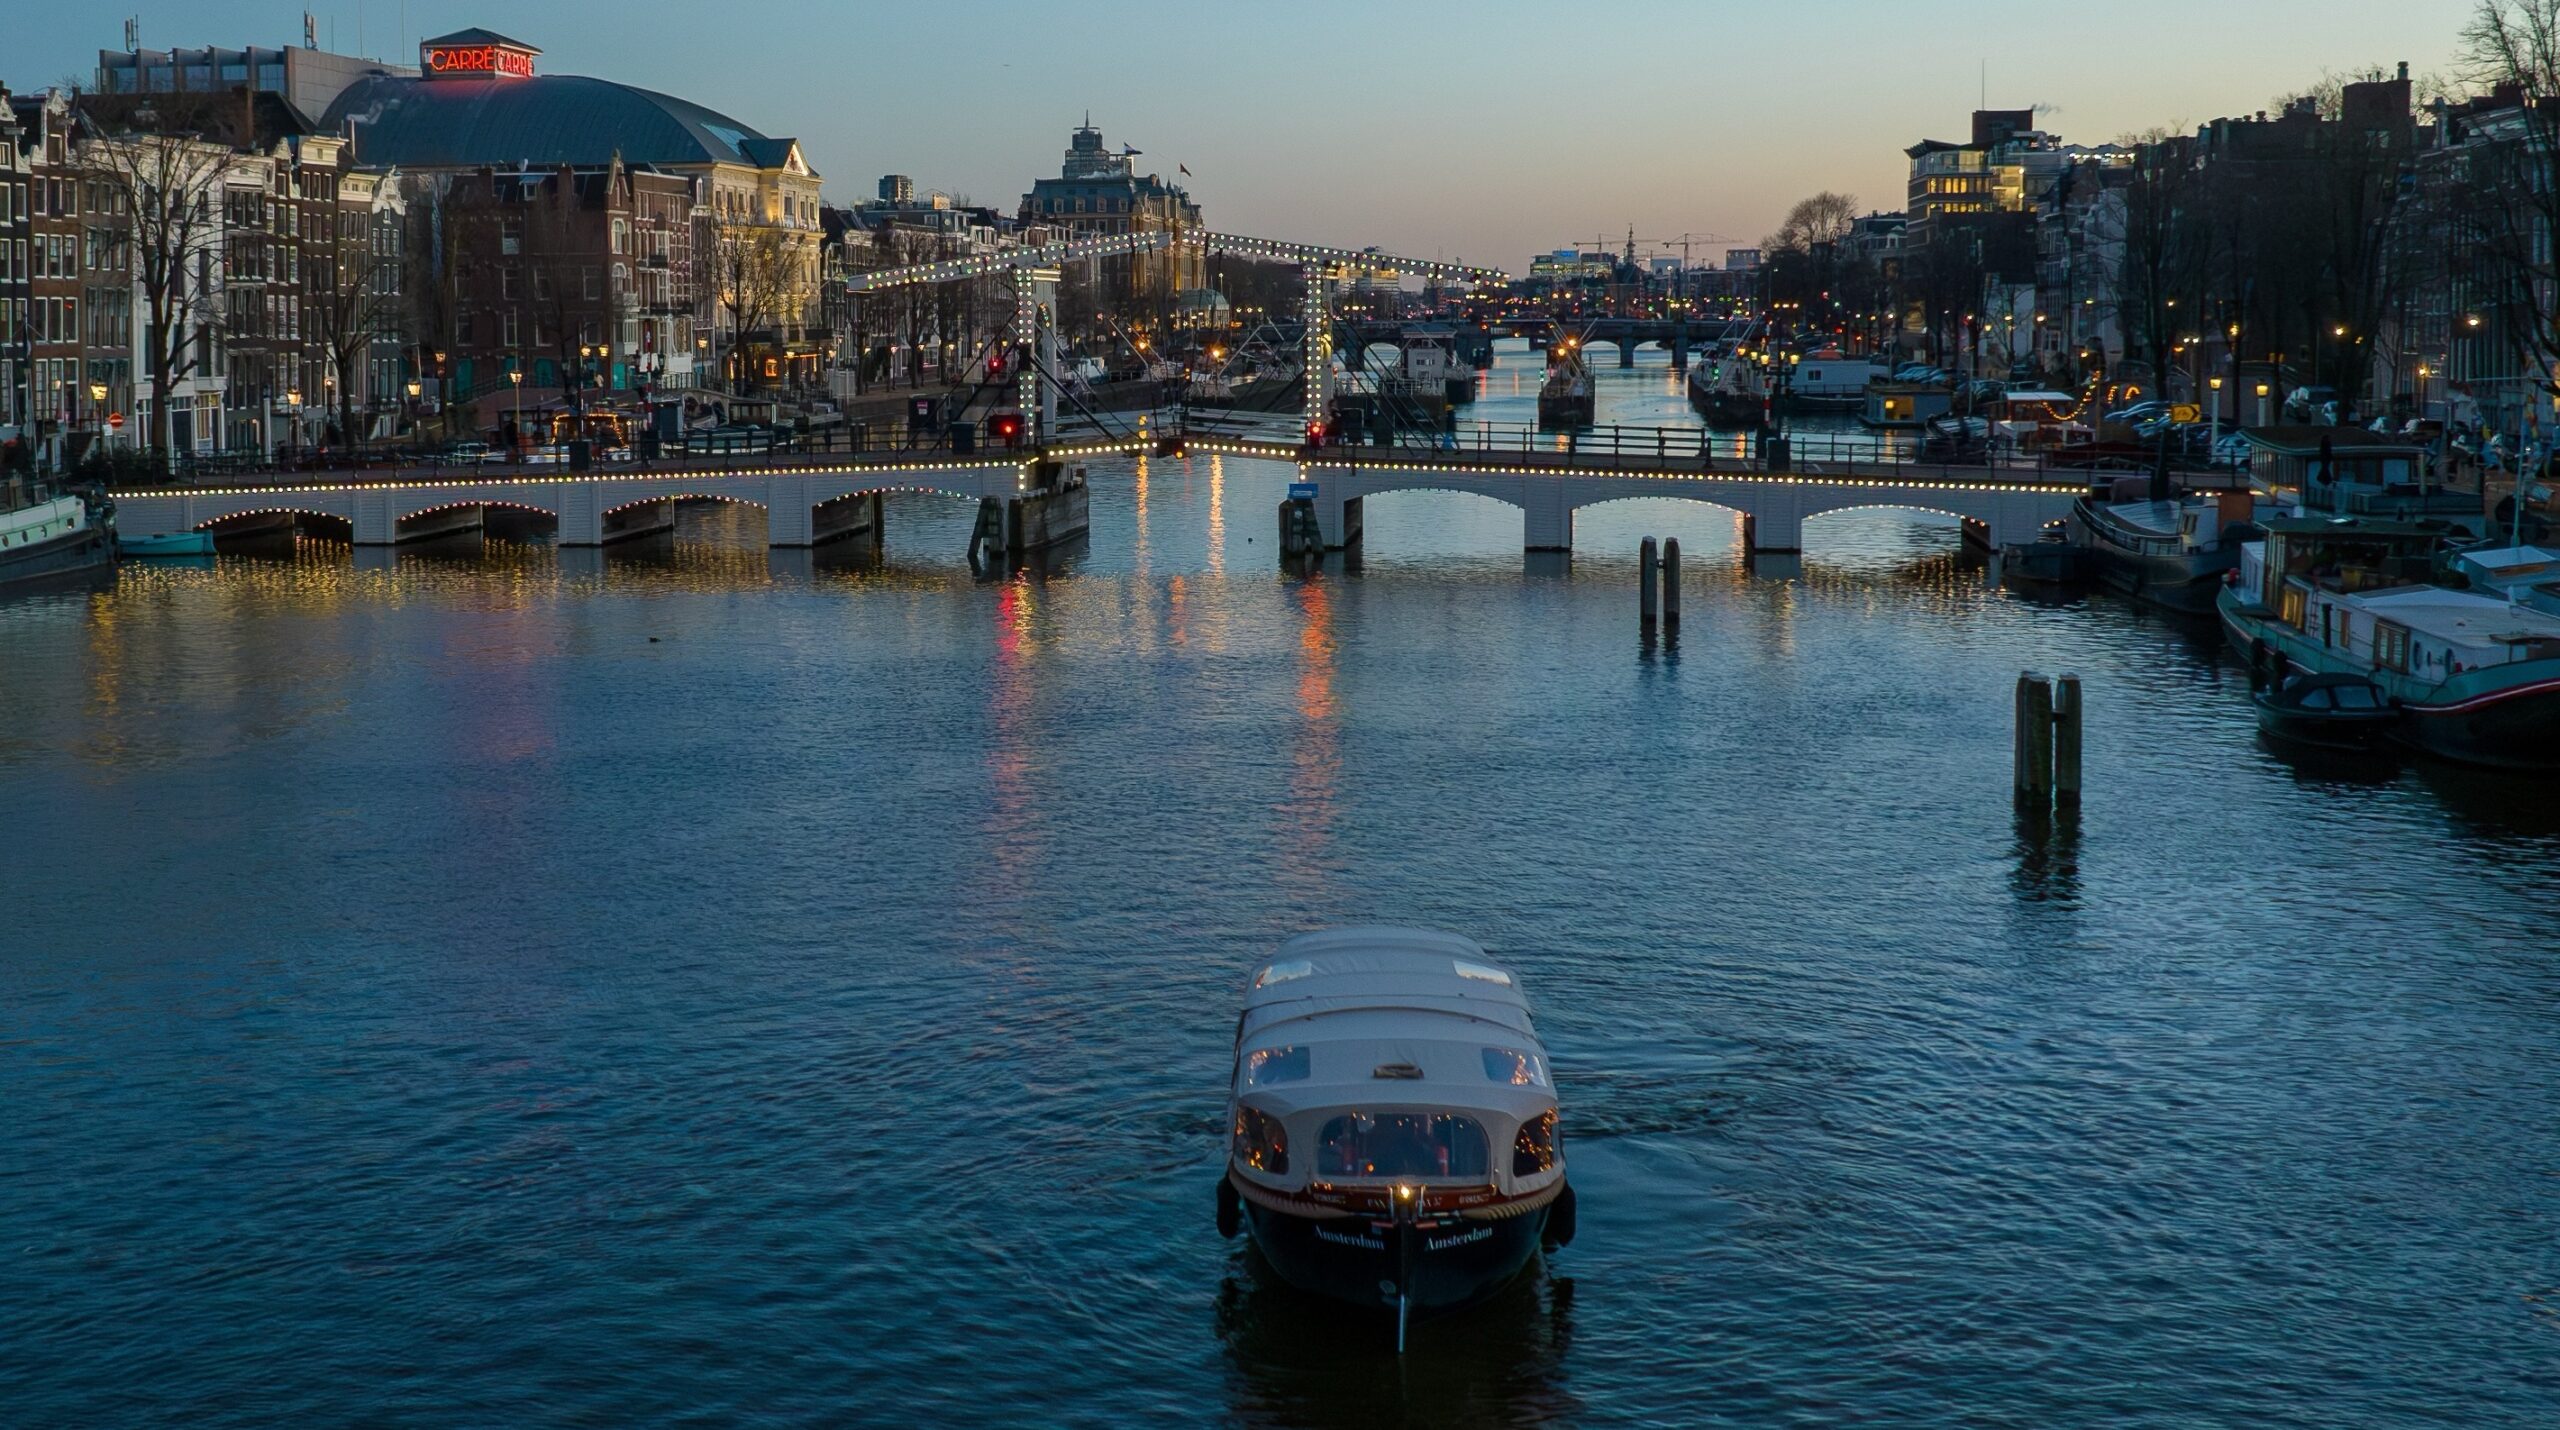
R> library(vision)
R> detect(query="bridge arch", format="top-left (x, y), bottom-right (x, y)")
top-left (604, 491), bottom-right (769, 516)
top-left (1566, 490), bottom-right (1749, 520)
top-left (816, 481), bottom-right (984, 503)
top-left (396, 498), bottom-right (561, 523)
top-left (1352, 483), bottom-right (1530, 514)
top-left (193, 505), bottom-right (353, 538)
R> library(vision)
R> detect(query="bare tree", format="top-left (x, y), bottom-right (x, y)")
top-left (707, 223), bottom-right (795, 395)
top-left (401, 179), bottom-right (471, 436)
top-left (2114, 129), bottom-right (2212, 495)
top-left (2459, 1), bottom-right (2560, 418)
top-left (309, 201), bottom-right (404, 446)
top-left (74, 93), bottom-right (241, 472)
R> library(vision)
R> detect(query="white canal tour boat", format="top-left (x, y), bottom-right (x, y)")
top-left (1216, 928), bottom-right (1573, 1351)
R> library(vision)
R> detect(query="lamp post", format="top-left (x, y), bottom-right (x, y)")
top-left (2208, 375), bottom-right (2223, 449)
top-left (508, 363), bottom-right (524, 464)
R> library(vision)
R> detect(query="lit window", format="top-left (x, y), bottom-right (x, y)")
top-left (1244, 1046), bottom-right (1308, 1086)
top-left (1481, 1048), bottom-right (1546, 1087)
top-left (1232, 1106), bottom-right (1288, 1175)
top-left (1513, 1111), bottom-right (1558, 1176)
top-left (1315, 1113), bottom-right (1489, 1179)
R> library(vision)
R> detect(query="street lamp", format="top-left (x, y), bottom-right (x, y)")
top-left (508, 364), bottom-right (524, 462)
top-left (2208, 375), bottom-right (2223, 447)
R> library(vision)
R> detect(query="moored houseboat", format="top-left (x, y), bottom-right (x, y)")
top-left (2220, 518), bottom-right (2560, 768)
top-left (0, 478), bottom-right (116, 593)
top-left (1688, 356), bottom-right (1765, 430)
top-left (1861, 380), bottom-right (1953, 429)
top-left (2069, 487), bottom-right (2259, 616)
top-left (1777, 350), bottom-right (1884, 413)
top-left (1218, 928), bottom-right (1572, 1351)
top-left (1537, 342), bottom-right (1594, 429)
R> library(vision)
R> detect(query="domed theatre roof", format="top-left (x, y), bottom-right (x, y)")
top-left (324, 72), bottom-right (799, 171)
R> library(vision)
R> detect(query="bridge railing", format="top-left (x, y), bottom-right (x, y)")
top-left (1318, 420), bottom-right (2239, 486)
top-left (121, 421), bottom-right (1068, 490)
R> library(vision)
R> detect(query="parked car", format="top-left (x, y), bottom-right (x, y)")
top-left (2212, 431), bottom-right (2255, 469)
top-left (2103, 400), bottom-right (2172, 426)
top-left (447, 441), bottom-right (505, 464)
top-left (2282, 385), bottom-right (2339, 422)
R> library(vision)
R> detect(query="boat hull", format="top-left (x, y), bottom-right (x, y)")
top-left (1690, 388), bottom-right (1763, 430)
top-left (120, 530), bottom-right (218, 557)
top-left (1536, 394), bottom-right (1593, 430)
top-left (1241, 1192), bottom-right (1549, 1317)
top-left (2251, 697), bottom-right (2398, 752)
top-left (0, 523), bottom-right (115, 593)
top-left (2399, 681), bottom-right (2560, 768)
top-left (2071, 500), bottom-right (2235, 616)
top-left (2220, 588), bottom-right (2560, 769)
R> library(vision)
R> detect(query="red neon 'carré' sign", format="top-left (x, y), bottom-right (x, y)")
top-left (425, 45), bottom-right (535, 78)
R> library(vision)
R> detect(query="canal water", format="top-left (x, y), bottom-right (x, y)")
top-left (3, 346), bottom-right (2556, 1427)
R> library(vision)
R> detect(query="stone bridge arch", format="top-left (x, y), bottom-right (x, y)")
top-left (192, 503), bottom-right (355, 541)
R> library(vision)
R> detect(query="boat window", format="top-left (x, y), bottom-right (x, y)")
top-left (1245, 1045), bottom-right (1308, 1086)
top-left (1481, 1048), bottom-right (1548, 1087)
top-left (1315, 1113), bottom-right (1490, 1179)
top-left (1232, 1106), bottom-right (1288, 1175)
top-left (1513, 1111), bottom-right (1558, 1176)
top-left (1451, 960), bottom-right (1511, 986)
top-left (2298, 687), bottom-right (2334, 710)
top-left (2332, 684), bottom-right (2381, 710)
top-left (2374, 621), bottom-right (2411, 674)
top-left (1254, 959), bottom-right (1312, 989)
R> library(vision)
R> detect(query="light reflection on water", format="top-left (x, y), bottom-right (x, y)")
top-left (1, 348), bottom-right (2557, 1426)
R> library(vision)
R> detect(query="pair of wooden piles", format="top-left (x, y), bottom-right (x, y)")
top-left (2014, 672), bottom-right (2084, 808)
top-left (1638, 537), bottom-right (1680, 638)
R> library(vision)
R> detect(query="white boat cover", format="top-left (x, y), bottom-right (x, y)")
top-left (1231, 929), bottom-right (1559, 1190)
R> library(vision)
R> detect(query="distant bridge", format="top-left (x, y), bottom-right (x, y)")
top-left (111, 421), bottom-right (2083, 561)
top-left (111, 454), bottom-right (1032, 550)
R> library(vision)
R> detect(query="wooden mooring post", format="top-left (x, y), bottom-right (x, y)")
top-left (2014, 671), bottom-right (2053, 806)
top-left (1639, 536), bottom-right (1659, 635)
top-left (2053, 673), bottom-right (2083, 808)
top-left (2013, 671), bottom-right (2086, 808)
top-left (1661, 538), bottom-right (1681, 638)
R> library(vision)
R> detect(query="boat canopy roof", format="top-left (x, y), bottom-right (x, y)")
top-left (2355, 585), bottom-right (2560, 643)
top-left (1237, 928), bottom-right (1552, 1122)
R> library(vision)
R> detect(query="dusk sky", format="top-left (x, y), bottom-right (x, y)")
top-left (13, 0), bottom-right (2464, 272)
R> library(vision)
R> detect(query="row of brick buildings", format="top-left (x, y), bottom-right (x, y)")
top-left (3, 26), bottom-right (830, 469)
top-left (1756, 64), bottom-right (2527, 434)
top-left (3, 24), bottom-right (1220, 469)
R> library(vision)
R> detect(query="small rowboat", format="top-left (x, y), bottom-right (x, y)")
top-left (2253, 673), bottom-right (2398, 751)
